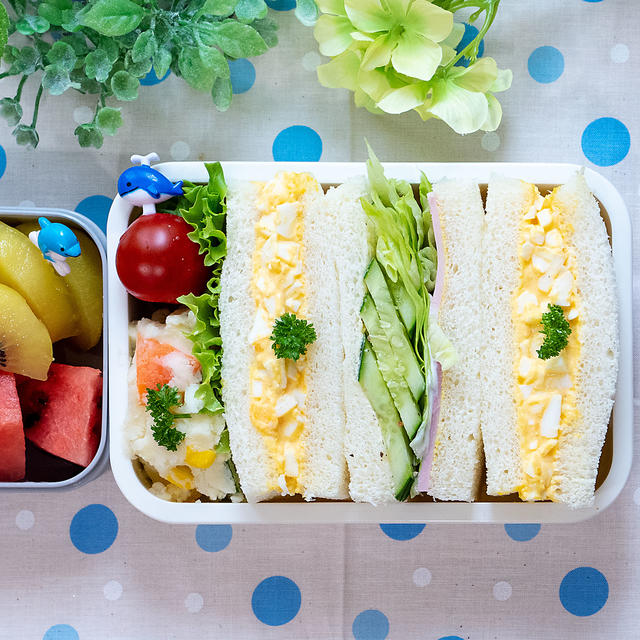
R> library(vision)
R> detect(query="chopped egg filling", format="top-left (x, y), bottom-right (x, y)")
top-left (248, 172), bottom-right (316, 495)
top-left (514, 188), bottom-right (581, 501)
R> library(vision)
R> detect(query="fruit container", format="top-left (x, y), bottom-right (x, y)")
top-left (0, 207), bottom-right (108, 489)
top-left (107, 162), bottom-right (632, 523)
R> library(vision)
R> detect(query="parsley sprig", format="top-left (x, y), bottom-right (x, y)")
top-left (537, 304), bottom-right (572, 360)
top-left (145, 383), bottom-right (190, 451)
top-left (270, 313), bottom-right (316, 361)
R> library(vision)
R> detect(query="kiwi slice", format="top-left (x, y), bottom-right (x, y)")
top-left (0, 283), bottom-right (52, 381)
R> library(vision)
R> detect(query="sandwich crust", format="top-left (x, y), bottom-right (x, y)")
top-left (552, 174), bottom-right (618, 508)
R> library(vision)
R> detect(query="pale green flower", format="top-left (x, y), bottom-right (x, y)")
top-left (315, 0), bottom-right (453, 81)
top-left (314, 0), bottom-right (512, 135)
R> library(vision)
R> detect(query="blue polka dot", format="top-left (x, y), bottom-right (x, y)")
top-left (0, 145), bottom-right (6, 180)
top-left (265, 0), bottom-right (295, 10)
top-left (352, 609), bottom-right (389, 640)
top-left (195, 524), bottom-right (232, 552)
top-left (559, 567), bottom-right (609, 616)
top-left (252, 576), bottom-right (301, 626)
top-left (583, 0), bottom-right (603, 3)
top-left (272, 126), bottom-right (322, 161)
top-left (43, 624), bottom-right (79, 640)
top-left (75, 195), bottom-right (113, 233)
top-left (581, 117), bottom-right (630, 167)
top-left (140, 69), bottom-right (170, 86)
top-left (504, 523), bottom-right (541, 541)
top-left (438, 637), bottom-right (464, 640)
top-left (455, 23), bottom-right (485, 67)
top-left (229, 59), bottom-right (256, 94)
top-left (69, 504), bottom-right (118, 554)
top-left (379, 523), bottom-right (425, 541)
top-left (528, 46), bottom-right (564, 83)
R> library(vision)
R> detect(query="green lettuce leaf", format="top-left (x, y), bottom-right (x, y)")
top-left (175, 162), bottom-right (228, 415)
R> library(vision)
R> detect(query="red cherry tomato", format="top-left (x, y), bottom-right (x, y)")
top-left (116, 213), bottom-right (209, 303)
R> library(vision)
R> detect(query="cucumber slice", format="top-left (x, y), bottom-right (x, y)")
top-left (364, 260), bottom-right (425, 401)
top-left (388, 276), bottom-right (416, 334)
top-left (360, 294), bottom-right (421, 439)
top-left (358, 340), bottom-right (414, 501)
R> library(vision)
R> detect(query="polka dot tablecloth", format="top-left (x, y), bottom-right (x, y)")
top-left (1, 1), bottom-right (639, 638)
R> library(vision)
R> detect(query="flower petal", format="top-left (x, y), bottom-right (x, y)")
top-left (317, 0), bottom-right (347, 16)
top-left (344, 0), bottom-right (391, 33)
top-left (361, 32), bottom-right (396, 70)
top-left (451, 57), bottom-right (497, 93)
top-left (351, 31), bottom-right (375, 41)
top-left (391, 30), bottom-right (442, 80)
top-left (490, 66), bottom-right (513, 93)
top-left (404, 0), bottom-right (453, 42)
top-left (317, 49), bottom-right (361, 89)
top-left (358, 67), bottom-right (393, 101)
top-left (440, 21), bottom-right (464, 49)
top-left (355, 86), bottom-right (384, 113)
top-left (314, 15), bottom-right (355, 56)
top-left (377, 82), bottom-right (429, 113)
top-left (480, 92), bottom-right (502, 131)
top-left (427, 78), bottom-right (489, 134)
top-left (384, 0), bottom-right (411, 21)
top-left (440, 43), bottom-right (457, 66)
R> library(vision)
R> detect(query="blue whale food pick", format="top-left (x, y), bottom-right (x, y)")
top-left (117, 152), bottom-right (184, 214)
top-left (28, 217), bottom-right (81, 277)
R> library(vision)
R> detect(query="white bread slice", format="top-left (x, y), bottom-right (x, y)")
top-left (220, 180), bottom-right (278, 502)
top-left (427, 180), bottom-right (485, 501)
top-left (481, 176), bottom-right (536, 495)
top-left (330, 178), bottom-right (396, 505)
top-left (552, 174), bottom-right (618, 508)
top-left (301, 182), bottom-right (350, 500)
top-left (220, 175), bottom-right (348, 502)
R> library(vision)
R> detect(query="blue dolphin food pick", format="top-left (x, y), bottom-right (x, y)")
top-left (117, 152), bottom-right (184, 214)
top-left (28, 217), bottom-right (81, 277)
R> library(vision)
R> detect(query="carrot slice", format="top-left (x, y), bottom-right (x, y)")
top-left (136, 336), bottom-right (200, 402)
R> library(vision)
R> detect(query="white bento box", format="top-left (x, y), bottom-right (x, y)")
top-left (107, 162), bottom-right (633, 524)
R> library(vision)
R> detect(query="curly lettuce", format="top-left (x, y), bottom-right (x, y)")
top-left (171, 163), bottom-right (227, 415)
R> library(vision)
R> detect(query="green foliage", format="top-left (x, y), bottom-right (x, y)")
top-left (537, 304), bottom-right (572, 360)
top-left (95, 105), bottom-right (122, 134)
top-left (74, 122), bottom-right (104, 147)
top-left (270, 313), bottom-right (317, 361)
top-left (313, 0), bottom-right (511, 135)
top-left (0, 3), bottom-right (9, 54)
top-left (1, 0), bottom-right (279, 149)
top-left (145, 384), bottom-right (189, 451)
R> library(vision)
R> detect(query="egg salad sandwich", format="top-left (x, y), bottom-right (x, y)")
top-left (332, 149), bottom-right (485, 504)
top-left (219, 172), bottom-right (349, 502)
top-left (481, 173), bottom-right (618, 508)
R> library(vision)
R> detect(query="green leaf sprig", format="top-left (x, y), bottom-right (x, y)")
top-left (145, 383), bottom-right (190, 451)
top-left (0, 0), bottom-right (279, 149)
top-left (270, 313), bottom-right (317, 361)
top-left (537, 304), bottom-right (572, 360)
top-left (310, 0), bottom-right (511, 135)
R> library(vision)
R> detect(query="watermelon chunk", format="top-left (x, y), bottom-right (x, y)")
top-left (19, 363), bottom-right (102, 467)
top-left (0, 371), bottom-right (25, 481)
